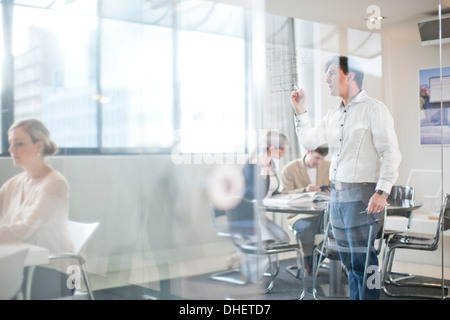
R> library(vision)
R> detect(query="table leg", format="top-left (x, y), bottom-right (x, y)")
top-left (328, 259), bottom-right (346, 297)
top-left (25, 265), bottom-right (36, 300)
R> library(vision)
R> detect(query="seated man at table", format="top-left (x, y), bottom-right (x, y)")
top-left (280, 147), bottom-right (330, 275)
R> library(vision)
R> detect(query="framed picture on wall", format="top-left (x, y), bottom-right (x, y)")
top-left (419, 66), bottom-right (450, 145)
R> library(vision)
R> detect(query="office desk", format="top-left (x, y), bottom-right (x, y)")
top-left (0, 243), bottom-right (49, 300)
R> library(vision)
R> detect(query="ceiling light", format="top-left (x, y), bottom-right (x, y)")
top-left (368, 16), bottom-right (385, 22)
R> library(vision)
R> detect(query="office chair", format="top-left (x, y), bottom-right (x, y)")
top-left (49, 220), bottom-right (99, 300)
top-left (387, 186), bottom-right (416, 233)
top-left (0, 248), bottom-right (28, 300)
top-left (312, 204), bottom-right (386, 300)
top-left (209, 204), bottom-right (247, 285)
top-left (213, 198), bottom-right (306, 299)
top-left (381, 193), bottom-right (450, 299)
top-left (382, 185), bottom-right (416, 283)
top-left (285, 224), bottom-right (311, 278)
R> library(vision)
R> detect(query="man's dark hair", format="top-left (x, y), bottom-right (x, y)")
top-left (325, 55), bottom-right (364, 89)
top-left (314, 147), bottom-right (329, 157)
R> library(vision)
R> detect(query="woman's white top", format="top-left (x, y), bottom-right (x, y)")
top-left (0, 170), bottom-right (74, 270)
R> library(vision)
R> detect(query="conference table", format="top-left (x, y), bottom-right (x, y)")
top-left (263, 199), bottom-right (423, 299)
top-left (0, 242), bottom-right (49, 300)
top-left (263, 201), bottom-right (334, 298)
top-left (265, 199), bottom-right (423, 215)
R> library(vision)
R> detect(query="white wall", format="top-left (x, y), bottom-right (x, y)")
top-left (382, 21), bottom-right (450, 190)
top-left (379, 21), bottom-right (450, 267)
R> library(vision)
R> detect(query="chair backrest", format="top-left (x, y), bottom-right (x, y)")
top-left (388, 185), bottom-right (415, 201)
top-left (438, 194), bottom-right (450, 234)
top-left (68, 221), bottom-right (99, 255)
top-left (0, 248), bottom-right (28, 300)
top-left (226, 198), bottom-right (256, 239)
top-left (210, 204), bottom-right (230, 238)
top-left (426, 194), bottom-right (450, 251)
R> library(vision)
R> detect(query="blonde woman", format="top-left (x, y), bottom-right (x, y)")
top-left (0, 119), bottom-right (74, 299)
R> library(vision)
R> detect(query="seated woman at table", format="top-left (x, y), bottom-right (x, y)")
top-left (0, 119), bottom-right (74, 299)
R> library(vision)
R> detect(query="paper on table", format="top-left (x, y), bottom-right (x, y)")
top-left (262, 191), bottom-right (330, 208)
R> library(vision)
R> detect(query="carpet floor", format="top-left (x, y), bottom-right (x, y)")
top-left (92, 258), bottom-right (450, 300)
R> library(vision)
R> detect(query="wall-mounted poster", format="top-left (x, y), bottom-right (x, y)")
top-left (419, 66), bottom-right (450, 145)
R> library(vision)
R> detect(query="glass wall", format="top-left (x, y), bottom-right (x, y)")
top-left (0, 0), bottom-right (266, 301)
top-left (0, 0), bottom-right (448, 302)
top-left (261, 0), bottom-right (449, 300)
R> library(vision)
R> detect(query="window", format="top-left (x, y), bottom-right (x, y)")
top-left (1, 1), bottom-right (250, 155)
top-left (12, 6), bottom-right (98, 148)
top-left (100, 19), bottom-right (174, 150)
top-left (177, 30), bottom-right (246, 154)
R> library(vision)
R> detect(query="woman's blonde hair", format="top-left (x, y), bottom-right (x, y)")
top-left (8, 119), bottom-right (58, 156)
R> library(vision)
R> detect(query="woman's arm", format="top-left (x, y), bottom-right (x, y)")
top-left (0, 177), bottom-right (69, 243)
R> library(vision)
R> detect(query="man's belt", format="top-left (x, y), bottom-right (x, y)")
top-left (330, 182), bottom-right (376, 191)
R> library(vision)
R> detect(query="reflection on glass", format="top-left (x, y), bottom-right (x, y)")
top-left (0, 5), bottom-right (3, 151)
top-left (178, 29), bottom-right (246, 154)
top-left (13, 6), bottom-right (98, 147)
top-left (3, 0), bottom-right (448, 302)
top-left (101, 19), bottom-right (174, 149)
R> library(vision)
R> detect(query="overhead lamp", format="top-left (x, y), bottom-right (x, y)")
top-left (368, 16), bottom-right (385, 23)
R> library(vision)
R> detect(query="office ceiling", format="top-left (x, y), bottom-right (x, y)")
top-left (265, 0), bottom-right (450, 31)
top-left (9, 0), bottom-right (450, 33)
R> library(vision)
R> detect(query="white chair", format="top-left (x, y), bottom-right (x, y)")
top-left (49, 221), bottom-right (99, 300)
top-left (0, 248), bottom-right (28, 300)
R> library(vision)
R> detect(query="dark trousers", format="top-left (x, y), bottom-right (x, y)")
top-left (330, 184), bottom-right (381, 300)
top-left (23, 266), bottom-right (74, 300)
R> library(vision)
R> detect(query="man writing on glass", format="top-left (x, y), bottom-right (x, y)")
top-left (290, 56), bottom-right (401, 300)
